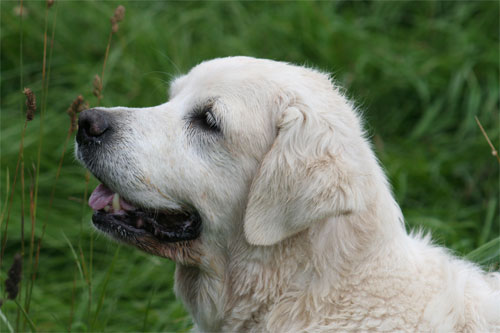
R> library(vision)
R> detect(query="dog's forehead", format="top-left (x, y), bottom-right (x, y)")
top-left (192, 56), bottom-right (278, 76)
top-left (170, 57), bottom-right (286, 98)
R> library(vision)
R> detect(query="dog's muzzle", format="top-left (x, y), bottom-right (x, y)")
top-left (75, 110), bottom-right (203, 257)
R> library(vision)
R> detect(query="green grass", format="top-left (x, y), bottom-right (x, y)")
top-left (1, 1), bottom-right (498, 331)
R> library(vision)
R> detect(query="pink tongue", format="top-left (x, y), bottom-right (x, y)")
top-left (89, 184), bottom-right (115, 210)
top-left (88, 184), bottom-right (136, 211)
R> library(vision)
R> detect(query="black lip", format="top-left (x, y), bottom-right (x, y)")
top-left (92, 209), bottom-right (202, 243)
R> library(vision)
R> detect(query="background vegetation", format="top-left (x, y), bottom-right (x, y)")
top-left (1, 1), bottom-right (498, 332)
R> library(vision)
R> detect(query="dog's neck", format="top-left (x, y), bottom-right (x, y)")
top-left (175, 187), bottom-right (406, 331)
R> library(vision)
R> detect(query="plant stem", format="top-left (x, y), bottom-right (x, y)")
top-left (0, 0), bottom-right (25, 267)
top-left (68, 268), bottom-right (77, 332)
top-left (33, 0), bottom-right (51, 221)
top-left (16, 159), bottom-right (25, 333)
top-left (0, 120), bottom-right (27, 265)
top-left (25, 1), bottom-right (59, 320)
top-left (23, 165), bottom-right (36, 327)
top-left (475, 116), bottom-right (500, 165)
top-left (98, 31), bottom-right (113, 105)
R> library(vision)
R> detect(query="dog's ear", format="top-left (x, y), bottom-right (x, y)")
top-left (243, 97), bottom-right (373, 246)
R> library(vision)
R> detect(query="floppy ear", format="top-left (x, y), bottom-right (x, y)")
top-left (243, 99), bottom-right (372, 246)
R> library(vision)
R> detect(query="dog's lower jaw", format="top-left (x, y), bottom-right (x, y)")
top-left (141, 239), bottom-right (202, 265)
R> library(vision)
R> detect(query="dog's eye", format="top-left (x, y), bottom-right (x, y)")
top-left (191, 107), bottom-right (220, 132)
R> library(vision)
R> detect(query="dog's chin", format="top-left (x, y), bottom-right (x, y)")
top-left (92, 209), bottom-right (202, 264)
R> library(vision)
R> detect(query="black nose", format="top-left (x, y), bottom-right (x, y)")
top-left (76, 109), bottom-right (111, 145)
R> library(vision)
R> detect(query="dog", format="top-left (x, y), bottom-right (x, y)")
top-left (76, 56), bottom-right (500, 332)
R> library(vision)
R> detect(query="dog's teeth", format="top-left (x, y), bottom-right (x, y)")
top-left (136, 218), bottom-right (144, 229)
top-left (154, 228), bottom-right (160, 237)
top-left (104, 205), bottom-right (110, 212)
top-left (112, 193), bottom-right (120, 211)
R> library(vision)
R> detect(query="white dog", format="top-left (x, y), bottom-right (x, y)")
top-left (76, 57), bottom-right (500, 332)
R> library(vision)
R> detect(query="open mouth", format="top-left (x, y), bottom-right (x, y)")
top-left (89, 184), bottom-right (201, 243)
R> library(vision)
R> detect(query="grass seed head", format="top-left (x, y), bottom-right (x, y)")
top-left (67, 95), bottom-right (88, 133)
top-left (23, 88), bottom-right (36, 121)
top-left (5, 253), bottom-right (22, 300)
top-left (13, 5), bottom-right (28, 17)
top-left (111, 5), bottom-right (125, 33)
top-left (47, 0), bottom-right (54, 8)
top-left (93, 74), bottom-right (102, 98)
top-left (113, 5), bottom-right (125, 22)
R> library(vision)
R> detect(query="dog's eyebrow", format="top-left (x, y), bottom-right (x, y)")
top-left (194, 97), bottom-right (221, 114)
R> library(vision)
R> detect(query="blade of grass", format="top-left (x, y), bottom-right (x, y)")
top-left (88, 233), bottom-right (93, 330)
top-left (80, 171), bottom-right (92, 329)
top-left (68, 267), bottom-right (77, 332)
top-left (0, 120), bottom-right (28, 265)
top-left (14, 299), bottom-right (37, 332)
top-left (0, 168), bottom-right (10, 230)
top-left (33, 0), bottom-right (53, 221)
top-left (16, 159), bottom-right (26, 332)
top-left (0, 308), bottom-right (14, 333)
top-left (62, 232), bottom-right (85, 282)
top-left (18, 0), bottom-right (24, 112)
top-left (23, 164), bottom-right (36, 321)
top-left (42, 0), bottom-right (59, 116)
top-left (48, 312), bottom-right (66, 332)
top-left (142, 284), bottom-right (158, 331)
top-left (98, 32), bottom-right (113, 105)
top-left (465, 237), bottom-right (500, 269)
top-left (410, 97), bottom-right (444, 140)
top-left (91, 245), bottom-right (121, 331)
top-left (478, 198), bottom-right (496, 246)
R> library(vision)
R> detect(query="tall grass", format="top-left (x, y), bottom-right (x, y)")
top-left (0, 1), bottom-right (498, 331)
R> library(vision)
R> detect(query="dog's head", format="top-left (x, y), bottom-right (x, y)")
top-left (76, 56), bottom-right (379, 266)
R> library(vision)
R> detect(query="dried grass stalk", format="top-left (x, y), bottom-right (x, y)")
top-left (475, 116), bottom-right (500, 164)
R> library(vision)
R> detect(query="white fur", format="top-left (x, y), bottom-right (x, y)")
top-left (84, 57), bottom-right (500, 332)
